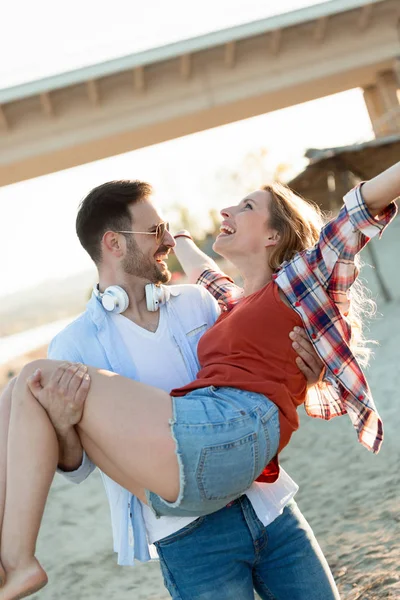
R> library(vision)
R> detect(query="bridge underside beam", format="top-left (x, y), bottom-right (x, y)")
top-left (0, 0), bottom-right (398, 186)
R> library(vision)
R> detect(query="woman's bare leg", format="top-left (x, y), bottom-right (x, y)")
top-left (0, 359), bottom-right (179, 599)
top-left (0, 372), bottom-right (54, 600)
top-left (0, 379), bottom-right (15, 587)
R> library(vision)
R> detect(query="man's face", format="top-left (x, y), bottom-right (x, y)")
top-left (121, 198), bottom-right (175, 284)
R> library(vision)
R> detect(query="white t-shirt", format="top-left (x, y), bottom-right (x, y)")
top-left (111, 309), bottom-right (298, 544)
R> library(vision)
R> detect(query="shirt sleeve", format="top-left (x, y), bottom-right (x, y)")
top-left (56, 451), bottom-right (96, 483)
top-left (344, 184), bottom-right (397, 239)
top-left (196, 269), bottom-right (244, 312)
top-left (48, 334), bottom-right (97, 484)
top-left (47, 334), bottom-right (83, 363)
top-left (305, 377), bottom-right (347, 419)
top-left (299, 185), bottom-right (397, 310)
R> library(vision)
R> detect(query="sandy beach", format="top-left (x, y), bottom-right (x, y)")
top-left (0, 298), bottom-right (396, 600)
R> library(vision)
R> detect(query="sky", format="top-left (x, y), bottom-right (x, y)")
top-left (0, 0), bottom-right (375, 298)
top-left (1, 0), bottom-right (326, 87)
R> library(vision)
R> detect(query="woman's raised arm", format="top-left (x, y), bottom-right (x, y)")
top-left (361, 161), bottom-right (400, 216)
top-left (173, 230), bottom-right (221, 283)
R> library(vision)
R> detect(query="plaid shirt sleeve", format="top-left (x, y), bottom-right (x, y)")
top-left (301, 184), bottom-right (397, 315)
top-left (196, 269), bottom-right (244, 311)
top-left (276, 185), bottom-right (397, 453)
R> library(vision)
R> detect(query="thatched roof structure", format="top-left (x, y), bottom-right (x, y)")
top-left (288, 134), bottom-right (400, 302)
top-left (288, 134), bottom-right (400, 211)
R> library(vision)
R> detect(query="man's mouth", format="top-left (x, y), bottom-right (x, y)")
top-left (154, 248), bottom-right (170, 266)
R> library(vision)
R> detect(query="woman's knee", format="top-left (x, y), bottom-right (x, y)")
top-left (21, 359), bottom-right (49, 377)
top-left (13, 359), bottom-right (51, 396)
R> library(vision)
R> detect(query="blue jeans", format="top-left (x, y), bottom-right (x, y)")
top-left (155, 497), bottom-right (340, 600)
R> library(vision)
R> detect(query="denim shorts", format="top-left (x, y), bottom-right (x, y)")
top-left (145, 386), bottom-right (280, 518)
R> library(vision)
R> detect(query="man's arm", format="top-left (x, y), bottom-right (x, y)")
top-left (47, 337), bottom-right (95, 481)
top-left (28, 363), bottom-right (91, 474)
top-left (57, 426), bottom-right (85, 472)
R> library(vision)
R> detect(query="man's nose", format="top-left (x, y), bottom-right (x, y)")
top-left (164, 230), bottom-right (176, 248)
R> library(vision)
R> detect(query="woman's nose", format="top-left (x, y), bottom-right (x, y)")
top-left (220, 206), bottom-right (233, 218)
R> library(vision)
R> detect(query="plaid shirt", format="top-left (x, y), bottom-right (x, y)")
top-left (197, 185), bottom-right (397, 454)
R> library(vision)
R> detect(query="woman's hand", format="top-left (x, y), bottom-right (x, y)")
top-left (27, 362), bottom-right (91, 436)
top-left (289, 327), bottom-right (325, 386)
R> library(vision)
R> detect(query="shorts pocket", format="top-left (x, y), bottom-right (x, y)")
top-left (196, 432), bottom-right (258, 501)
top-left (259, 405), bottom-right (280, 461)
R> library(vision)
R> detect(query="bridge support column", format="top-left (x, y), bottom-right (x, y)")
top-left (363, 68), bottom-right (400, 137)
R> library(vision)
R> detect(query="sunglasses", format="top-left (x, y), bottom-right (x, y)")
top-left (117, 221), bottom-right (170, 244)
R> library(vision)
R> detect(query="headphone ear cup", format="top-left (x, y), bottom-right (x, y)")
top-left (145, 284), bottom-right (168, 311)
top-left (114, 286), bottom-right (129, 314)
top-left (101, 286), bottom-right (129, 314)
top-left (145, 284), bottom-right (157, 312)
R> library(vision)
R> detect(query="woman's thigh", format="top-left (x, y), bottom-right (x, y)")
top-left (78, 431), bottom-right (148, 503)
top-left (20, 359), bottom-right (179, 502)
top-left (253, 500), bottom-right (340, 600)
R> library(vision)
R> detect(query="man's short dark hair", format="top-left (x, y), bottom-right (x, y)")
top-left (76, 180), bottom-right (152, 264)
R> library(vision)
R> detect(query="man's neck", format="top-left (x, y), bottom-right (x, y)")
top-left (98, 274), bottom-right (160, 331)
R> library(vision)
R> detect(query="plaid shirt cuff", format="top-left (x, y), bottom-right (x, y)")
top-left (344, 184), bottom-right (397, 239)
top-left (197, 268), bottom-right (234, 286)
top-left (197, 269), bottom-right (243, 311)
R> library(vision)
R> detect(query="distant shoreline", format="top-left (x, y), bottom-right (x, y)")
top-left (0, 344), bottom-right (48, 390)
top-left (0, 316), bottom-right (78, 367)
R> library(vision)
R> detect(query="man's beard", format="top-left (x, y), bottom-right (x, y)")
top-left (122, 237), bottom-right (171, 284)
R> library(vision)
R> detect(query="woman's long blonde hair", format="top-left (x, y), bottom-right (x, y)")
top-left (262, 182), bottom-right (375, 367)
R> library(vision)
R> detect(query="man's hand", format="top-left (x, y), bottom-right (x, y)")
top-left (289, 327), bottom-right (325, 386)
top-left (27, 362), bottom-right (91, 436)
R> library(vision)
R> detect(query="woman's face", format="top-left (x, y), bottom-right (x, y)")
top-left (213, 189), bottom-right (278, 259)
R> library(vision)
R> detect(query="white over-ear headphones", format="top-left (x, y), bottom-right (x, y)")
top-left (93, 285), bottom-right (130, 314)
top-left (94, 284), bottom-right (171, 313)
top-left (145, 284), bottom-right (171, 312)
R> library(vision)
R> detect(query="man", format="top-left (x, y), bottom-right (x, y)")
top-left (44, 180), bottom-right (339, 599)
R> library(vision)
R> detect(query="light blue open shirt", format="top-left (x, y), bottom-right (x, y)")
top-left (48, 284), bottom-right (221, 565)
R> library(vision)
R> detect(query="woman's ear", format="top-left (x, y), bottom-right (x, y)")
top-left (265, 232), bottom-right (280, 248)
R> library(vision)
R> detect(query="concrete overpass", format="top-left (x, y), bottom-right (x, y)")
top-left (0, 0), bottom-right (399, 186)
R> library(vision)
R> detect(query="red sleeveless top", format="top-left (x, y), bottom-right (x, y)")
top-left (171, 281), bottom-right (307, 482)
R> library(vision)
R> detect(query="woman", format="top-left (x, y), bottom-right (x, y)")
top-left (0, 161), bottom-right (398, 600)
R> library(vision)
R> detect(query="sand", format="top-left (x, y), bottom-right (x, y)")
top-left (0, 299), bottom-right (398, 599)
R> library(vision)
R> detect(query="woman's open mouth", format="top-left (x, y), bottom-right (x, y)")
top-left (218, 225), bottom-right (236, 237)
